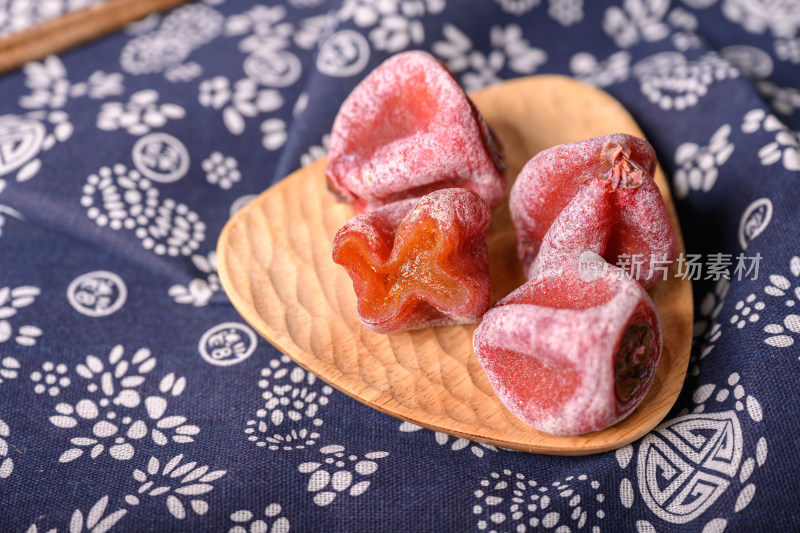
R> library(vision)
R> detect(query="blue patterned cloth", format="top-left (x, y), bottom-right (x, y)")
top-left (1, 0), bottom-right (799, 531)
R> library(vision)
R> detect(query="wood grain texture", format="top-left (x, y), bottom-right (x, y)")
top-left (217, 75), bottom-right (693, 455)
top-left (0, 0), bottom-right (191, 75)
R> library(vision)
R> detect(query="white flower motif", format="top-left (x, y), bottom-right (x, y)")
top-left (369, 15), bottom-right (424, 52)
top-left (741, 109), bottom-right (800, 171)
top-left (24, 495), bottom-right (127, 533)
top-left (163, 62), bottom-right (204, 83)
top-left (120, 4), bottom-right (223, 77)
top-left (673, 124), bottom-right (734, 199)
top-left (548, 0), bottom-right (583, 26)
top-left (199, 76), bottom-right (284, 135)
top-left (692, 278), bottom-right (729, 365)
top-left (337, 0), bottom-right (443, 52)
top-left (202, 152), bottom-right (241, 189)
top-left (0, 418), bottom-right (13, 479)
top-left (0, 285), bottom-right (42, 346)
top-left (226, 5), bottom-right (294, 53)
top-left (300, 134), bottom-right (330, 167)
top-left (168, 251), bottom-right (222, 307)
top-left (198, 76), bottom-right (231, 109)
top-left (756, 80), bottom-right (800, 116)
top-left (97, 90), bottom-right (186, 136)
top-left (0, 356), bottom-right (20, 384)
top-left (762, 257), bottom-right (800, 349)
top-left (603, 0), bottom-right (671, 48)
top-left (298, 445), bottom-right (388, 506)
top-left (473, 469), bottom-right (606, 531)
top-left (261, 118), bottom-right (288, 151)
top-left (48, 345), bottom-right (199, 463)
top-left (293, 14), bottom-right (331, 50)
top-left (493, 0), bottom-right (541, 16)
top-left (229, 503), bottom-right (290, 533)
top-left (729, 293), bottom-right (765, 329)
top-left (82, 164), bottom-right (206, 256)
top-left (433, 24), bottom-right (547, 91)
top-left (399, 422), bottom-right (498, 458)
top-left (124, 454), bottom-right (227, 520)
top-left (245, 355), bottom-right (332, 450)
top-left (30, 361), bottom-right (71, 396)
top-left (19, 56), bottom-right (123, 110)
top-left (722, 0), bottom-right (800, 38)
top-left (570, 51), bottom-right (631, 88)
top-left (633, 51), bottom-right (739, 111)
top-left (775, 36), bottom-right (800, 64)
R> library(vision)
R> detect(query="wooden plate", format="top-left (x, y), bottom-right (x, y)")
top-left (217, 75), bottom-right (693, 455)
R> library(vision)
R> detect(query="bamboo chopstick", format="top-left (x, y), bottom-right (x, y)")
top-left (0, 0), bottom-right (192, 75)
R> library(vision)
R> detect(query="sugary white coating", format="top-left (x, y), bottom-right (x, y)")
top-left (473, 264), bottom-right (662, 435)
top-left (327, 51), bottom-right (506, 212)
top-left (509, 133), bottom-right (675, 288)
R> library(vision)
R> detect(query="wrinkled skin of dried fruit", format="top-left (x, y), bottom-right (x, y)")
top-left (473, 260), bottom-right (662, 436)
top-left (510, 133), bottom-right (676, 288)
top-left (326, 50), bottom-right (506, 213)
top-left (333, 188), bottom-right (492, 333)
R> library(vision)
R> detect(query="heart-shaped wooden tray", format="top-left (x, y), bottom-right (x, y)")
top-left (217, 75), bottom-right (693, 455)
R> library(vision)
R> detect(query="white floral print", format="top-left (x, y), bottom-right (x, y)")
top-left (603, 0), bottom-right (671, 48)
top-left (82, 164), bottom-right (206, 257)
top-left (0, 355), bottom-right (20, 384)
top-left (756, 81), bottom-right (800, 116)
top-left (0, 285), bottom-right (41, 347)
top-left (229, 504), bottom-right (290, 533)
top-left (48, 345), bottom-right (199, 463)
top-left (226, 5), bottom-right (293, 53)
top-left (741, 109), bottom-right (800, 171)
top-left (570, 51), bottom-right (631, 88)
top-left (494, 0), bottom-right (540, 16)
top-left (124, 454), bottom-right (227, 520)
top-left (473, 469), bottom-right (607, 532)
top-left (762, 256), bottom-right (800, 348)
top-left (0, 418), bottom-right (13, 479)
top-left (0, 0), bottom-right (103, 37)
top-left (120, 4), bottom-right (223, 78)
top-left (245, 354), bottom-right (332, 450)
top-left (19, 56), bottom-right (123, 111)
top-left (399, 422), bottom-right (498, 458)
top-left (693, 278), bottom-right (729, 366)
top-left (97, 90), bottom-right (185, 136)
top-left (433, 24), bottom-right (547, 91)
top-left (261, 118), bottom-right (288, 150)
top-left (775, 36), bottom-right (800, 63)
top-left (198, 76), bottom-right (283, 135)
top-left (25, 495), bottom-right (127, 533)
top-left (202, 152), bottom-right (241, 189)
top-left (633, 51), bottom-right (739, 110)
top-left (548, 0), bottom-right (583, 26)
top-left (338, 0), bottom-right (445, 53)
top-left (300, 134), bottom-right (330, 167)
top-left (722, 0), bottom-right (800, 38)
top-left (298, 445), bottom-right (388, 506)
top-left (31, 361), bottom-right (71, 396)
top-left (673, 124), bottom-right (734, 199)
top-left (168, 252), bottom-right (222, 307)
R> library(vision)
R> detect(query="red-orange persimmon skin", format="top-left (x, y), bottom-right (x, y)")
top-left (473, 261), bottom-right (662, 436)
top-left (332, 188), bottom-right (492, 333)
top-left (326, 50), bottom-right (506, 214)
top-left (510, 133), bottom-right (676, 288)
